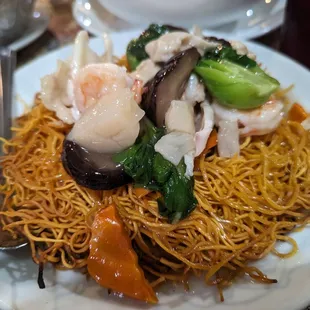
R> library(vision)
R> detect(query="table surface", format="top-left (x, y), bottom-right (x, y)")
top-left (12, 1), bottom-right (310, 310)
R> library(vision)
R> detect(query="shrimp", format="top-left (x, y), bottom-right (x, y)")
top-left (69, 88), bottom-right (145, 154)
top-left (131, 79), bottom-right (144, 103)
top-left (41, 31), bottom-right (116, 124)
top-left (73, 63), bottom-right (131, 113)
top-left (73, 63), bottom-right (145, 115)
top-left (212, 100), bottom-right (284, 136)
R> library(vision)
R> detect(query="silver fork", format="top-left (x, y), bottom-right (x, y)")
top-left (0, 48), bottom-right (27, 250)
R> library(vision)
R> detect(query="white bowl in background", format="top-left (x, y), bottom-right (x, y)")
top-left (96, 0), bottom-right (262, 28)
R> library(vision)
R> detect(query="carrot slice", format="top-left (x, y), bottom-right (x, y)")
top-left (117, 55), bottom-right (130, 71)
top-left (194, 130), bottom-right (218, 171)
top-left (133, 187), bottom-right (151, 198)
top-left (203, 129), bottom-right (218, 153)
top-left (288, 103), bottom-right (308, 123)
top-left (87, 204), bottom-right (158, 303)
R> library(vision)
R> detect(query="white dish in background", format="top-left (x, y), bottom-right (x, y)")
top-left (2, 29), bottom-right (310, 310)
top-left (8, 6), bottom-right (50, 52)
top-left (208, 0), bottom-right (286, 39)
top-left (73, 0), bottom-right (286, 40)
top-left (97, 0), bottom-right (260, 28)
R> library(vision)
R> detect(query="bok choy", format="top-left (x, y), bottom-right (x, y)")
top-left (194, 46), bottom-right (280, 109)
top-left (113, 118), bottom-right (197, 223)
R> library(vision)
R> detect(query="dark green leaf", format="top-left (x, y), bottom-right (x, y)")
top-left (126, 24), bottom-right (182, 71)
top-left (159, 160), bottom-right (197, 223)
top-left (114, 119), bottom-right (197, 223)
top-left (203, 46), bottom-right (257, 68)
top-left (153, 153), bottom-right (173, 184)
top-left (113, 118), bottom-right (164, 187)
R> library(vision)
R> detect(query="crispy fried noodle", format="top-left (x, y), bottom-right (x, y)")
top-left (1, 94), bottom-right (310, 297)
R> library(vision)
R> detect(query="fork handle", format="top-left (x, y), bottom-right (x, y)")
top-left (0, 48), bottom-right (16, 149)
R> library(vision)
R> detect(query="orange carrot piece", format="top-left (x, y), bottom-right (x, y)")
top-left (204, 129), bottom-right (218, 153)
top-left (117, 55), bottom-right (130, 71)
top-left (194, 130), bottom-right (218, 171)
top-left (88, 204), bottom-right (158, 304)
top-left (288, 103), bottom-right (308, 123)
top-left (133, 187), bottom-right (151, 198)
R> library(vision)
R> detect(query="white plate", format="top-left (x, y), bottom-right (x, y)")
top-left (1, 30), bottom-right (310, 310)
top-left (72, 0), bottom-right (286, 40)
top-left (8, 6), bottom-right (50, 51)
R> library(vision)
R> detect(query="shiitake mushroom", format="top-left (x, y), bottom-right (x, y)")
top-left (204, 36), bottom-right (231, 47)
top-left (62, 140), bottom-right (131, 190)
top-left (141, 47), bottom-right (200, 127)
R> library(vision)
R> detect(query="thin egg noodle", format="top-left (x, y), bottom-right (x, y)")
top-left (1, 94), bottom-right (310, 298)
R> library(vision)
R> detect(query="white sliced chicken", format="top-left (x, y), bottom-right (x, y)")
top-left (229, 40), bottom-right (256, 60)
top-left (212, 100), bottom-right (284, 136)
top-left (182, 74), bottom-right (205, 103)
top-left (195, 101), bottom-right (214, 156)
top-left (130, 59), bottom-right (160, 85)
top-left (68, 88), bottom-right (145, 154)
top-left (160, 90), bottom-right (213, 175)
top-left (184, 151), bottom-right (195, 177)
top-left (41, 60), bottom-right (75, 124)
top-left (70, 31), bottom-right (102, 78)
top-left (154, 132), bottom-right (195, 167)
top-left (165, 100), bottom-right (195, 134)
top-left (145, 32), bottom-right (220, 63)
top-left (158, 99), bottom-right (196, 177)
top-left (217, 120), bottom-right (240, 158)
top-left (101, 32), bottom-right (113, 63)
top-left (180, 75), bottom-right (213, 158)
top-left (190, 25), bottom-right (204, 38)
top-left (70, 31), bottom-right (113, 75)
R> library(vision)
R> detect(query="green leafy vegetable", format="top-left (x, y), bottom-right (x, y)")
top-left (113, 118), bottom-right (164, 187)
top-left (157, 159), bottom-right (197, 223)
top-left (203, 46), bottom-right (257, 68)
top-left (152, 153), bottom-right (173, 184)
top-left (126, 24), bottom-right (180, 71)
top-left (194, 46), bottom-right (280, 109)
top-left (114, 119), bottom-right (197, 223)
